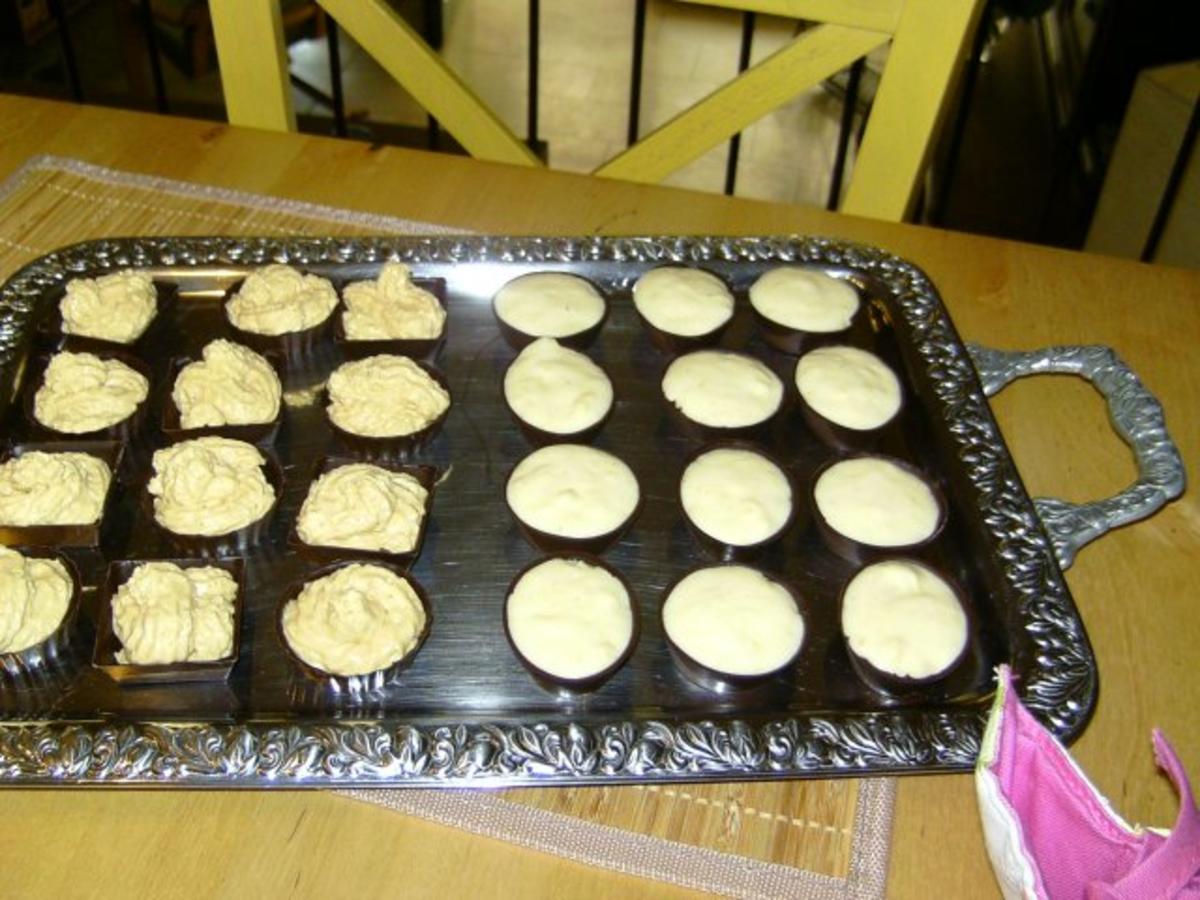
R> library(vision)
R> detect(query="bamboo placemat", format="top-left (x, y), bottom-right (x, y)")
top-left (0, 155), bottom-right (895, 900)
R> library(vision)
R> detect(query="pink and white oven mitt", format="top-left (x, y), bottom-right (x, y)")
top-left (976, 665), bottom-right (1199, 899)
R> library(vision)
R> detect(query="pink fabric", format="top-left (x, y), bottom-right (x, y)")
top-left (988, 667), bottom-right (1200, 899)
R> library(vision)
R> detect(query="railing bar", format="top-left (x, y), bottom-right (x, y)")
top-left (724, 10), bottom-right (755, 196)
top-left (627, 0), bottom-right (648, 146)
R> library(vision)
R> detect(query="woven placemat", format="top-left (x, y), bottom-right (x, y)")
top-left (0, 154), bottom-right (895, 900)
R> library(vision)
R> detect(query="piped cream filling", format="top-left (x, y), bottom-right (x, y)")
top-left (112, 562), bottom-right (238, 664)
top-left (33, 351), bottom-right (148, 434)
top-left (282, 563), bottom-right (426, 676)
top-left (148, 437), bottom-right (275, 537)
top-left (342, 262), bottom-right (446, 340)
top-left (0, 548), bottom-right (72, 654)
top-left (662, 351), bottom-right (782, 428)
top-left (841, 560), bottom-right (967, 679)
top-left (297, 463), bottom-right (428, 553)
top-left (226, 264), bottom-right (338, 336)
top-left (503, 338), bottom-right (613, 434)
top-left (0, 451), bottom-right (111, 526)
top-left (507, 444), bottom-right (639, 539)
top-left (507, 558), bottom-right (632, 680)
top-left (326, 354), bottom-right (450, 438)
top-left (172, 339), bottom-right (281, 428)
top-left (494, 272), bottom-right (605, 338)
top-left (663, 565), bottom-right (804, 677)
top-left (60, 269), bottom-right (157, 343)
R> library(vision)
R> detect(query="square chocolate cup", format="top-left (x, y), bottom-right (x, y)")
top-left (289, 456), bottom-right (439, 566)
top-left (161, 352), bottom-right (285, 446)
top-left (0, 547), bottom-right (84, 685)
top-left (22, 349), bottom-right (153, 442)
top-left (221, 275), bottom-right (338, 363)
top-left (277, 560), bottom-right (433, 697)
top-left (0, 441), bottom-right (125, 548)
top-left (41, 281), bottom-right (179, 354)
top-left (92, 557), bottom-right (246, 685)
top-left (325, 360), bottom-right (452, 459)
top-left (334, 276), bottom-right (448, 362)
top-left (143, 445), bottom-right (284, 558)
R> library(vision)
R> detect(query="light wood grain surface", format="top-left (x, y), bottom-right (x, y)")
top-left (0, 94), bottom-right (1197, 899)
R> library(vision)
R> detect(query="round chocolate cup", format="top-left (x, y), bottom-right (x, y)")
top-left (660, 563), bottom-right (807, 694)
top-left (325, 360), bottom-right (452, 459)
top-left (677, 441), bottom-right (799, 562)
top-left (222, 277), bottom-right (338, 363)
top-left (503, 552), bottom-right (639, 695)
top-left (0, 548), bottom-right (84, 687)
top-left (809, 454), bottom-right (948, 566)
top-left (794, 363), bottom-right (903, 453)
top-left (838, 557), bottom-right (973, 697)
top-left (630, 265), bottom-right (734, 355)
top-left (91, 557), bottom-right (246, 685)
top-left (503, 461), bottom-right (642, 555)
top-left (492, 275), bottom-right (609, 351)
top-left (659, 350), bottom-right (785, 443)
top-left (162, 352), bottom-right (285, 446)
top-left (500, 369), bottom-right (615, 448)
top-left (144, 446), bottom-right (284, 558)
top-left (289, 456), bottom-right (439, 567)
top-left (751, 305), bottom-right (854, 356)
top-left (45, 281), bottom-right (179, 354)
top-left (277, 560), bottom-right (433, 697)
top-left (334, 276), bottom-right (448, 363)
top-left (24, 349), bottom-right (153, 442)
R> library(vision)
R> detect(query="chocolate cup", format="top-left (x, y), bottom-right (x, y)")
top-left (838, 557), bottom-right (973, 697)
top-left (43, 281), bottom-right (179, 354)
top-left (325, 360), bottom-right (452, 459)
top-left (92, 557), bottom-right (246, 685)
top-left (503, 552), bottom-right (640, 695)
top-left (660, 563), bottom-right (807, 694)
top-left (162, 352), bottom-right (285, 446)
top-left (492, 275), bottom-right (609, 351)
top-left (503, 460), bottom-right (642, 555)
top-left (0, 548), bottom-right (84, 686)
top-left (677, 441), bottom-right (799, 562)
top-left (751, 305), bottom-right (854, 356)
top-left (289, 456), bottom-right (439, 567)
top-left (630, 266), bottom-right (734, 355)
top-left (0, 441), bottom-right (125, 548)
top-left (794, 378), bottom-right (902, 452)
top-left (277, 560), bottom-right (433, 697)
top-left (659, 350), bottom-right (785, 443)
top-left (24, 349), bottom-right (153, 442)
top-left (144, 445), bottom-right (284, 558)
top-left (500, 366), bottom-right (615, 448)
top-left (334, 276), bottom-right (448, 362)
top-left (222, 277), bottom-right (338, 363)
top-left (809, 454), bottom-right (948, 566)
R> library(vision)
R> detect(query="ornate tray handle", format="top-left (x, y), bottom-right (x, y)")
top-left (968, 343), bottom-right (1186, 569)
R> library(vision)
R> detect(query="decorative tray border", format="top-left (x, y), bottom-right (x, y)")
top-left (0, 235), bottom-right (1096, 786)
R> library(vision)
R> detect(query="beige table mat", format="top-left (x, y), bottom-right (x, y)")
top-left (0, 155), bottom-right (895, 900)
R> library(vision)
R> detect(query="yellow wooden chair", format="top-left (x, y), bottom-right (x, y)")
top-left (209, 0), bottom-right (983, 221)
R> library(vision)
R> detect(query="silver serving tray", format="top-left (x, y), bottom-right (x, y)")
top-left (0, 235), bottom-right (1181, 787)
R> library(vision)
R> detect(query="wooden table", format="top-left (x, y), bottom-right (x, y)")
top-left (0, 94), bottom-right (1196, 899)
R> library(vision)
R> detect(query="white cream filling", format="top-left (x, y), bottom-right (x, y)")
top-left (632, 267), bottom-right (734, 337)
top-left (507, 444), bottom-right (639, 539)
top-left (681, 448), bottom-right (792, 546)
top-left (59, 269), bottom-right (157, 343)
top-left (494, 272), bottom-right (606, 338)
top-left (661, 350), bottom-right (783, 428)
top-left (841, 560), bottom-right (967, 679)
top-left (0, 548), bottom-right (72, 654)
top-left (342, 262), bottom-right (446, 340)
top-left (0, 451), bottom-right (111, 526)
top-left (327, 354), bottom-right (450, 438)
top-left (172, 339), bottom-right (282, 428)
top-left (112, 562), bottom-right (238, 664)
top-left (814, 457), bottom-right (940, 547)
top-left (148, 437), bottom-right (275, 537)
top-left (297, 463), bottom-right (428, 553)
top-left (281, 563), bottom-right (427, 677)
top-left (33, 351), bottom-right (148, 434)
top-left (796, 345), bottom-right (901, 431)
top-left (507, 557), bottom-right (633, 680)
top-left (749, 267), bottom-right (859, 332)
top-left (503, 338), bottom-right (613, 434)
top-left (226, 264), bottom-right (338, 336)
top-left (663, 565), bottom-right (804, 677)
